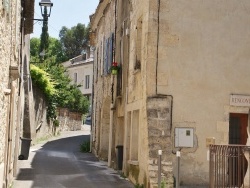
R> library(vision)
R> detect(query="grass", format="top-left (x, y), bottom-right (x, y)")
top-left (80, 141), bottom-right (90, 152)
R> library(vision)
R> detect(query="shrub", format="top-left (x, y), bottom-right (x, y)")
top-left (80, 141), bottom-right (90, 152)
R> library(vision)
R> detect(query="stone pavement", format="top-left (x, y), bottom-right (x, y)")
top-left (14, 125), bottom-right (134, 188)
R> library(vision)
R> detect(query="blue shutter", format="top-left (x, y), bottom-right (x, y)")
top-left (108, 33), bottom-right (114, 73)
top-left (104, 39), bottom-right (109, 75)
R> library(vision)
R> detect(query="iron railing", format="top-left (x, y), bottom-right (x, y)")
top-left (209, 145), bottom-right (250, 188)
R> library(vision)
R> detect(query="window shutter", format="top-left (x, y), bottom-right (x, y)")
top-left (104, 39), bottom-right (109, 75)
top-left (108, 33), bottom-right (114, 72)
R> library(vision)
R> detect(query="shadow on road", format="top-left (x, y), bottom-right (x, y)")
top-left (15, 132), bottom-right (133, 188)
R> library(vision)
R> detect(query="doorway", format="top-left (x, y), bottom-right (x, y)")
top-left (228, 113), bottom-right (248, 186)
top-left (229, 113), bottom-right (248, 145)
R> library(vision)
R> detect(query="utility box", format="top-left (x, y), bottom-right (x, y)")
top-left (175, 128), bottom-right (194, 148)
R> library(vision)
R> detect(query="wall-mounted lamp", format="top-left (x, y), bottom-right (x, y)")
top-left (34, 0), bottom-right (53, 22)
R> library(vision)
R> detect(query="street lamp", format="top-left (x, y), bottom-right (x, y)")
top-left (34, 0), bottom-right (53, 22)
top-left (39, 0), bottom-right (53, 20)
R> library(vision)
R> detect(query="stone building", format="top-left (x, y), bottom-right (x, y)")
top-left (0, 0), bottom-right (36, 187)
top-left (90, 0), bottom-right (250, 187)
top-left (62, 47), bottom-right (94, 101)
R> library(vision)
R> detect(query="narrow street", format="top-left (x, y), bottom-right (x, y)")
top-left (14, 127), bottom-right (134, 188)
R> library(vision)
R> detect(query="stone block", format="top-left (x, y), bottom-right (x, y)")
top-left (149, 171), bottom-right (157, 177)
top-left (148, 159), bottom-right (154, 165)
top-left (148, 118), bottom-right (158, 128)
top-left (162, 166), bottom-right (173, 172)
top-left (148, 128), bottom-right (162, 137)
top-left (147, 109), bottom-right (158, 118)
top-left (162, 161), bottom-right (172, 166)
top-left (158, 108), bottom-right (170, 118)
top-left (148, 164), bottom-right (158, 171)
top-left (158, 119), bottom-right (170, 129)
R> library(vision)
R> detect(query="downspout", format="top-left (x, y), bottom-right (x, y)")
top-left (156, 0), bottom-right (160, 95)
top-left (156, 0), bottom-right (173, 131)
top-left (108, 0), bottom-right (117, 167)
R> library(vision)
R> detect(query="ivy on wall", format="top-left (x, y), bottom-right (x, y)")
top-left (30, 64), bottom-right (57, 120)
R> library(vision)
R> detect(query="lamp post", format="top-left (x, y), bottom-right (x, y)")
top-left (36, 0), bottom-right (53, 61)
top-left (39, 0), bottom-right (53, 21)
top-left (33, 0), bottom-right (53, 22)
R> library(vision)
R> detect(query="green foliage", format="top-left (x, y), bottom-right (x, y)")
top-left (30, 37), bottom-right (67, 64)
top-left (53, 119), bottom-right (59, 127)
top-left (30, 64), bottom-right (57, 119)
top-left (161, 180), bottom-right (166, 188)
top-left (59, 23), bottom-right (90, 59)
top-left (134, 184), bottom-right (144, 188)
top-left (30, 23), bottom-right (90, 121)
top-left (80, 141), bottom-right (90, 152)
top-left (30, 64), bottom-right (57, 98)
top-left (64, 85), bottom-right (89, 113)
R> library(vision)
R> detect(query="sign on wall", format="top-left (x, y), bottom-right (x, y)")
top-left (230, 94), bottom-right (250, 107)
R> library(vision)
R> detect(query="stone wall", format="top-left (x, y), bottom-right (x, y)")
top-left (33, 89), bottom-right (83, 140)
top-left (57, 108), bottom-right (82, 131)
top-left (147, 97), bottom-right (173, 188)
top-left (32, 85), bottom-right (52, 139)
top-left (0, 0), bottom-right (23, 187)
top-left (91, 0), bottom-right (115, 161)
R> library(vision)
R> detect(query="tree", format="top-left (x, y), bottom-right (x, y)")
top-left (30, 37), bottom-right (89, 118)
top-left (30, 38), bottom-right (41, 64)
top-left (39, 7), bottom-right (49, 59)
top-left (59, 23), bottom-right (90, 59)
top-left (30, 37), bottom-right (67, 64)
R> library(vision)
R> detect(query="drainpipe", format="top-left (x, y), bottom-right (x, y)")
top-left (156, 0), bottom-right (160, 95)
top-left (155, 0), bottom-right (173, 131)
top-left (154, 1), bottom-right (174, 185)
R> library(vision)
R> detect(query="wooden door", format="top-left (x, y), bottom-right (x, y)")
top-left (228, 113), bottom-right (248, 186)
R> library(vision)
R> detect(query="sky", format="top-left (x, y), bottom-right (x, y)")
top-left (31, 0), bottom-right (99, 39)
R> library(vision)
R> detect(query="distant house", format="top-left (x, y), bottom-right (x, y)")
top-left (62, 48), bottom-right (94, 101)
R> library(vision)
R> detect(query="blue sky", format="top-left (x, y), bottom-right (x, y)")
top-left (31, 0), bottom-right (99, 39)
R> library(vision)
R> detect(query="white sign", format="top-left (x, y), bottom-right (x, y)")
top-left (230, 94), bottom-right (250, 107)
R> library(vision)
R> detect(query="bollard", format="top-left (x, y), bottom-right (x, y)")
top-left (176, 151), bottom-right (180, 188)
top-left (158, 150), bottom-right (162, 188)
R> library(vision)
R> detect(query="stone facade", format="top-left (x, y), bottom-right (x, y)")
top-left (62, 48), bottom-right (94, 101)
top-left (0, 0), bottom-right (36, 187)
top-left (0, 0), bottom-right (22, 187)
top-left (91, 0), bottom-right (250, 187)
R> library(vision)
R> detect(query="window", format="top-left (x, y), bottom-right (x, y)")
top-left (74, 73), bottom-right (77, 84)
top-left (85, 75), bottom-right (90, 89)
top-left (104, 33), bottom-right (114, 75)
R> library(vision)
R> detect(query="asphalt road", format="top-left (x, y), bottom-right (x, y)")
top-left (14, 129), bottom-right (134, 188)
